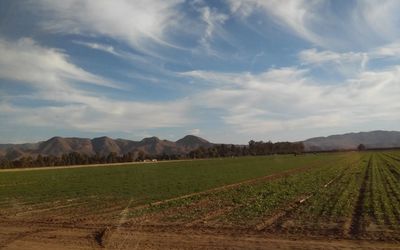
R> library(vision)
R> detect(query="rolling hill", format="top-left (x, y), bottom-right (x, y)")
top-left (303, 130), bottom-right (400, 151)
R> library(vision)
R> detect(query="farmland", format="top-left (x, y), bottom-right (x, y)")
top-left (0, 152), bottom-right (400, 249)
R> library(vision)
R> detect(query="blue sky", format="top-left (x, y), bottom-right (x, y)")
top-left (1, 0), bottom-right (400, 144)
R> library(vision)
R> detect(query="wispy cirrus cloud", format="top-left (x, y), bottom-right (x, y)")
top-left (298, 42), bottom-right (400, 76)
top-left (31, 0), bottom-right (186, 55)
top-left (0, 38), bottom-right (192, 134)
top-left (0, 37), bottom-right (117, 89)
top-left (226, 0), bottom-right (331, 47)
top-left (298, 48), bottom-right (369, 76)
top-left (353, 0), bottom-right (400, 44)
top-left (227, 0), bottom-right (400, 50)
top-left (299, 49), bottom-right (367, 66)
top-left (72, 40), bottom-right (122, 57)
top-left (196, 3), bottom-right (229, 56)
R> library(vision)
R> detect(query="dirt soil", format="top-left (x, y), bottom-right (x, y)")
top-left (1, 197), bottom-right (399, 250)
top-left (1, 220), bottom-right (400, 250)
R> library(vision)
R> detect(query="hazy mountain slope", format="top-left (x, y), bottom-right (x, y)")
top-left (91, 136), bottom-right (121, 155)
top-left (134, 137), bottom-right (179, 155)
top-left (38, 137), bottom-right (94, 157)
top-left (303, 130), bottom-right (400, 151)
top-left (38, 137), bottom-right (72, 156)
top-left (4, 147), bottom-right (27, 160)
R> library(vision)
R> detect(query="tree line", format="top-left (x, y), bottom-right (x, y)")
top-left (0, 140), bottom-right (304, 168)
top-left (188, 140), bottom-right (304, 158)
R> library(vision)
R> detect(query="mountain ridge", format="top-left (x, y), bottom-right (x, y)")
top-left (0, 135), bottom-right (212, 161)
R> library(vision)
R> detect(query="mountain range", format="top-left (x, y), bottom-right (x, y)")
top-left (1, 130), bottom-right (400, 161)
top-left (303, 130), bottom-right (400, 151)
top-left (0, 135), bottom-right (213, 161)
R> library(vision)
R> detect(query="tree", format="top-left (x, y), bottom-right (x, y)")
top-left (248, 140), bottom-right (256, 155)
top-left (357, 144), bottom-right (366, 151)
top-left (35, 154), bottom-right (44, 167)
top-left (136, 150), bottom-right (146, 161)
top-left (106, 152), bottom-right (118, 163)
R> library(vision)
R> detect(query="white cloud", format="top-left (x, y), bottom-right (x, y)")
top-left (72, 40), bottom-right (154, 65)
top-left (2, 100), bottom-right (190, 133)
top-left (372, 42), bottom-right (400, 58)
top-left (72, 41), bottom-right (121, 57)
top-left (188, 128), bottom-right (201, 135)
top-left (184, 66), bottom-right (400, 135)
top-left (298, 48), bottom-right (369, 75)
top-left (299, 49), bottom-right (366, 66)
top-left (0, 38), bottom-right (117, 89)
top-left (184, 1), bottom-right (231, 58)
top-left (227, 0), bottom-right (400, 50)
top-left (298, 43), bottom-right (400, 73)
top-left (31, 0), bottom-right (185, 55)
top-left (226, 0), bottom-right (330, 47)
top-left (354, 0), bottom-right (400, 44)
top-left (0, 38), bottom-right (191, 133)
top-left (199, 6), bottom-right (229, 51)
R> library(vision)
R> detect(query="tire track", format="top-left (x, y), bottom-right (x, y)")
top-left (348, 155), bottom-right (372, 238)
top-left (0, 228), bottom-right (53, 249)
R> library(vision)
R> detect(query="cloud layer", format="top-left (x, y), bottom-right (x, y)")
top-left (1, 1), bottom-right (400, 143)
top-left (185, 66), bottom-right (400, 137)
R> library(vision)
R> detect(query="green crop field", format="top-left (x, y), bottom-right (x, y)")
top-left (0, 154), bottom-right (338, 207)
top-left (124, 151), bottom-right (400, 241)
top-left (1, 151), bottom-right (400, 249)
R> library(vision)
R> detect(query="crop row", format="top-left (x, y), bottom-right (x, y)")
top-left (127, 151), bottom-right (400, 241)
top-left (214, 153), bottom-right (361, 227)
top-left (284, 154), bottom-right (369, 235)
top-left (294, 152), bottom-right (400, 238)
top-left (127, 152), bottom-right (359, 228)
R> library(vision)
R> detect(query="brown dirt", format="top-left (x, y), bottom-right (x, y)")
top-left (1, 221), bottom-right (399, 250)
top-left (255, 194), bottom-right (312, 231)
top-left (349, 156), bottom-right (371, 238)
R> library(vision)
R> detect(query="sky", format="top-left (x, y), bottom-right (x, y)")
top-left (1, 0), bottom-right (400, 144)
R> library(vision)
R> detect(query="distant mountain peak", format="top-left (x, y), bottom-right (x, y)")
top-left (176, 135), bottom-right (212, 149)
top-left (92, 136), bottom-right (113, 141)
top-left (141, 136), bottom-right (160, 143)
top-left (91, 136), bottom-right (120, 155)
top-left (177, 135), bottom-right (208, 143)
top-left (38, 136), bottom-right (71, 156)
top-left (47, 136), bottom-right (64, 142)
